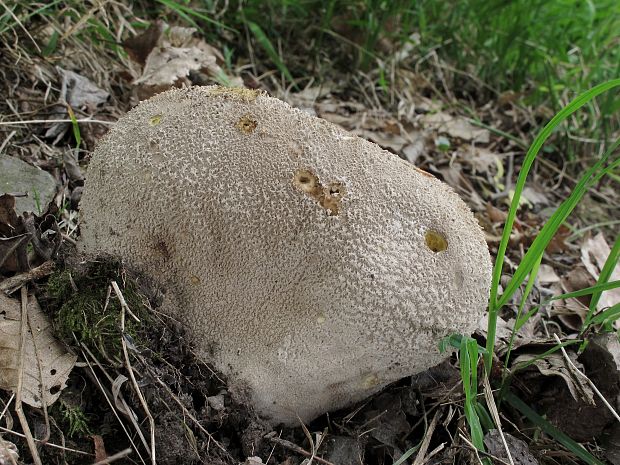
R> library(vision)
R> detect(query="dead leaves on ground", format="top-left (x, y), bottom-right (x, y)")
top-left (0, 194), bottom-right (61, 274)
top-left (0, 292), bottom-right (76, 408)
top-left (123, 20), bottom-right (242, 100)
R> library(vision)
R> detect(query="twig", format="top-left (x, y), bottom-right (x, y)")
top-left (79, 344), bottom-right (147, 465)
top-left (141, 363), bottom-right (231, 457)
top-left (265, 433), bottom-right (335, 465)
top-left (553, 334), bottom-right (620, 423)
top-left (0, 261), bottom-right (55, 293)
top-left (111, 281), bottom-right (140, 322)
top-left (0, 129), bottom-right (16, 154)
top-left (91, 448), bottom-right (132, 465)
top-left (412, 409), bottom-right (440, 465)
top-left (113, 284), bottom-right (155, 465)
top-left (0, 426), bottom-right (91, 456)
top-left (15, 286), bottom-right (43, 465)
top-left (27, 306), bottom-right (50, 444)
top-left (458, 432), bottom-right (511, 465)
top-left (0, 393), bottom-right (14, 422)
top-left (423, 442), bottom-right (446, 464)
top-left (482, 376), bottom-right (514, 465)
top-left (0, 118), bottom-right (115, 126)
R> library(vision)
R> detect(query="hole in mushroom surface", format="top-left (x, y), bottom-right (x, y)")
top-left (425, 230), bottom-right (448, 253)
top-left (293, 169), bottom-right (320, 195)
top-left (235, 115), bottom-right (258, 133)
top-left (292, 169), bottom-right (346, 215)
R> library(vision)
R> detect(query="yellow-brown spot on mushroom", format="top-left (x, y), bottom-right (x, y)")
top-left (362, 373), bottom-right (380, 389)
top-left (236, 115), bottom-right (258, 134)
top-left (425, 230), bottom-right (448, 253)
top-left (149, 114), bottom-right (163, 126)
top-left (316, 313), bottom-right (326, 324)
top-left (190, 276), bottom-right (201, 285)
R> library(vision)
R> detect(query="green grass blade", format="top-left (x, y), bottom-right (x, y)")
top-left (247, 21), bottom-right (294, 84)
top-left (67, 105), bottom-right (81, 147)
top-left (504, 391), bottom-right (605, 465)
top-left (485, 111), bottom-right (620, 373)
top-left (488, 78), bottom-right (620, 302)
top-left (460, 337), bottom-right (485, 451)
top-left (392, 443), bottom-right (421, 465)
top-left (590, 303), bottom-right (620, 326)
top-left (155, 0), bottom-right (231, 30)
top-left (549, 280), bottom-right (620, 302)
top-left (583, 234), bottom-right (620, 330)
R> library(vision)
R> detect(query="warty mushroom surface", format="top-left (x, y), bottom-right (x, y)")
top-left (79, 86), bottom-right (492, 425)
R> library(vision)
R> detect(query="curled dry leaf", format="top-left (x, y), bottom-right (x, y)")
top-left (44, 68), bottom-right (110, 141)
top-left (581, 233), bottom-right (620, 311)
top-left (553, 267), bottom-right (595, 330)
top-left (513, 352), bottom-right (594, 405)
top-left (0, 437), bottom-right (18, 465)
top-left (125, 21), bottom-right (242, 98)
top-left (0, 293), bottom-right (76, 408)
top-left (0, 193), bottom-right (61, 273)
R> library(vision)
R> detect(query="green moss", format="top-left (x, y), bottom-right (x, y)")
top-left (47, 261), bottom-right (149, 363)
top-left (54, 401), bottom-right (92, 438)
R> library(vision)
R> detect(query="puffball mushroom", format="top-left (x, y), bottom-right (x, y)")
top-left (79, 86), bottom-right (491, 425)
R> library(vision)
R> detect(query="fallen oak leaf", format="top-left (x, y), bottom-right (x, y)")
top-left (0, 293), bottom-right (76, 408)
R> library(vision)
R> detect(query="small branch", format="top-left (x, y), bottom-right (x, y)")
top-left (91, 448), bottom-right (132, 465)
top-left (0, 261), bottom-right (55, 293)
top-left (0, 426), bottom-right (91, 456)
top-left (412, 409), bottom-right (440, 465)
top-left (0, 118), bottom-right (115, 126)
top-left (265, 433), bottom-right (335, 465)
top-left (483, 376), bottom-right (514, 465)
top-left (553, 334), bottom-right (620, 423)
top-left (15, 286), bottom-right (43, 465)
top-left (112, 284), bottom-right (155, 465)
top-left (111, 281), bottom-right (140, 322)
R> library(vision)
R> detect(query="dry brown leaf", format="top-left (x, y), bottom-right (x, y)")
top-left (92, 434), bottom-right (108, 463)
top-left (466, 146), bottom-right (500, 176)
top-left (401, 134), bottom-right (426, 164)
top-left (438, 164), bottom-right (485, 210)
top-left (581, 233), bottom-right (620, 310)
top-left (485, 202), bottom-right (507, 224)
top-left (0, 437), bottom-right (18, 465)
top-left (131, 23), bottom-right (241, 91)
top-left (351, 129), bottom-right (409, 153)
top-left (555, 267), bottom-right (595, 330)
top-left (420, 112), bottom-right (490, 143)
top-left (484, 429), bottom-right (539, 465)
top-left (547, 224), bottom-right (571, 254)
top-left (538, 264), bottom-right (560, 284)
top-left (0, 293), bottom-right (76, 408)
top-left (513, 352), bottom-right (594, 405)
top-left (44, 68), bottom-right (109, 140)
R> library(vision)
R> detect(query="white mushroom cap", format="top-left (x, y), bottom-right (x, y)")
top-left (79, 86), bottom-right (491, 425)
